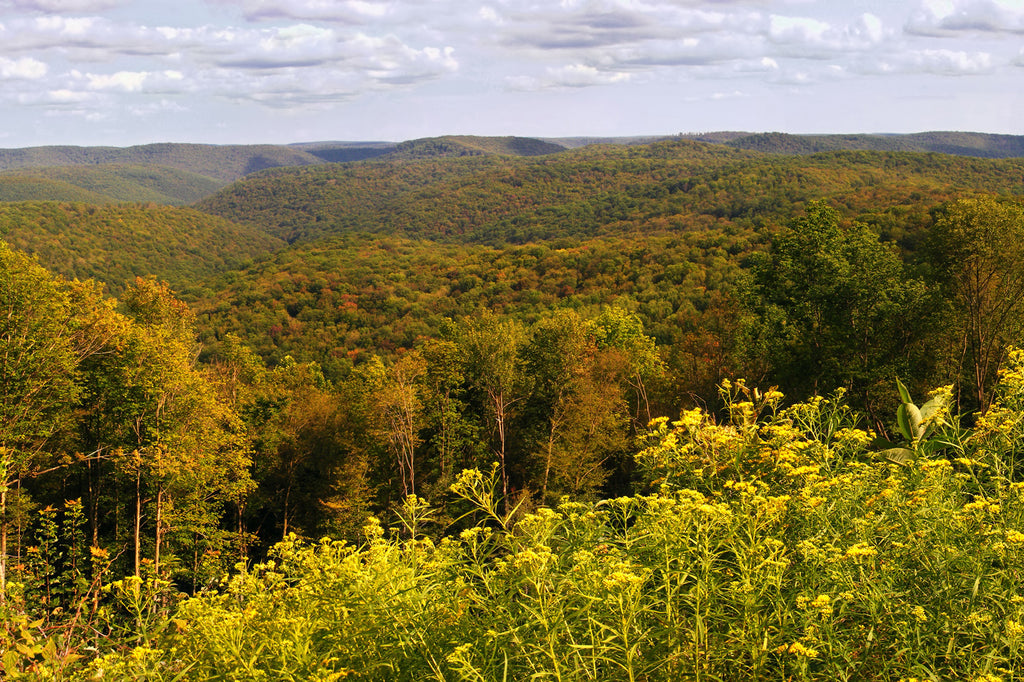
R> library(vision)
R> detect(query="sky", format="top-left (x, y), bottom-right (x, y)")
top-left (0, 0), bottom-right (1022, 147)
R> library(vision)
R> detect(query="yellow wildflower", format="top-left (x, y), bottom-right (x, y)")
top-left (843, 542), bottom-right (878, 560)
top-left (603, 569), bottom-right (645, 592)
top-left (780, 642), bottom-right (819, 658)
top-left (1006, 619), bottom-right (1024, 638)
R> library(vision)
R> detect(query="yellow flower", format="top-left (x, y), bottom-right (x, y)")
top-left (911, 605), bottom-right (927, 623)
top-left (1006, 619), bottom-right (1024, 638)
top-left (780, 642), bottom-right (819, 658)
top-left (603, 569), bottom-right (645, 592)
top-left (843, 542), bottom-right (878, 560)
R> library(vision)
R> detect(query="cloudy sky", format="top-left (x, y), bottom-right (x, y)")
top-left (0, 0), bottom-right (1022, 146)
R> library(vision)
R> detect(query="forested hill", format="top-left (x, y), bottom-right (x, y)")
top-left (10, 130), bottom-right (1024, 679)
top-left (0, 142), bottom-right (324, 183)
top-left (0, 201), bottom-right (283, 296)
top-left (720, 131), bottom-right (1024, 158)
top-left (196, 139), bottom-right (1024, 245)
top-left (387, 135), bottom-right (567, 158)
top-left (0, 164), bottom-right (224, 204)
top-left (187, 139), bottom-right (1024, 384)
top-left (2, 132), bottom-right (1022, 205)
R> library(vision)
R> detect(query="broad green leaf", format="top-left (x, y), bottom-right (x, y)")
top-left (896, 377), bottom-right (912, 405)
top-left (897, 403), bottom-right (913, 441)
top-left (905, 402), bottom-right (924, 439)
top-left (879, 447), bottom-right (914, 465)
top-left (919, 394), bottom-right (947, 422)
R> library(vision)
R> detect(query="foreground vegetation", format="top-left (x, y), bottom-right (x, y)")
top-left (8, 366), bottom-right (1024, 680)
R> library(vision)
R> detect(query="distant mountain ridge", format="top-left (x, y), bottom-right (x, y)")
top-left (706, 131), bottom-right (1024, 159)
top-left (0, 143), bottom-right (324, 183)
top-left (2, 132), bottom-right (1023, 206)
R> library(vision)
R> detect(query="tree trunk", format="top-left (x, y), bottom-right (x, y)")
top-left (238, 502), bottom-right (246, 563)
top-left (495, 391), bottom-right (509, 515)
top-left (154, 487), bottom-right (163, 577)
top-left (134, 467), bottom-right (141, 578)
top-left (282, 483), bottom-right (291, 540)
top-left (1, 485), bottom-right (7, 602)
top-left (88, 458), bottom-right (99, 548)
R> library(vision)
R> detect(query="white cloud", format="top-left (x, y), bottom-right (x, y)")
top-left (86, 70), bottom-right (148, 91)
top-left (770, 15), bottom-right (830, 43)
top-left (0, 9), bottom-right (459, 110)
top-left (39, 88), bottom-right (94, 103)
top-left (492, 4), bottom-right (745, 52)
top-left (3, 0), bottom-right (124, 12)
top-left (212, 0), bottom-right (392, 24)
top-left (768, 12), bottom-right (887, 57)
top-left (857, 48), bottom-right (995, 75)
top-left (0, 0), bottom-right (1019, 144)
top-left (545, 63), bottom-right (631, 87)
top-left (906, 0), bottom-right (1024, 35)
top-left (506, 63), bottom-right (631, 90)
top-left (907, 48), bottom-right (995, 73)
top-left (0, 56), bottom-right (47, 78)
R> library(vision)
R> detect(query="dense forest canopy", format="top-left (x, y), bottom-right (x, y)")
top-left (3, 135), bottom-right (1024, 678)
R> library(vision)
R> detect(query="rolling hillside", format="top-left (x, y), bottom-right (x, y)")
top-left (188, 138), bottom-right (1024, 376)
top-left (386, 135), bottom-right (567, 159)
top-left (0, 201), bottom-right (284, 296)
top-left (0, 164), bottom-right (225, 204)
top-left (196, 139), bottom-right (1024, 245)
top-left (0, 142), bottom-right (325, 183)
top-left (717, 131), bottom-right (1024, 158)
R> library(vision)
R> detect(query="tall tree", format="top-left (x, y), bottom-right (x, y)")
top-left (0, 242), bottom-right (79, 595)
top-left (524, 310), bottom-right (630, 503)
top-left (418, 337), bottom-right (479, 491)
top-left (457, 312), bottom-right (530, 512)
top-left (242, 357), bottom-right (370, 544)
top-left (360, 352), bottom-right (426, 499)
top-left (927, 196), bottom-right (1024, 412)
top-left (589, 307), bottom-right (663, 429)
top-left (742, 201), bottom-right (927, 427)
top-left (77, 277), bottom-right (254, 580)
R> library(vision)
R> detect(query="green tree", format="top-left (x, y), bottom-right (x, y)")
top-left (589, 306), bottom-right (663, 429)
top-left (418, 337), bottom-right (479, 492)
top-left (742, 201), bottom-right (927, 427)
top-left (360, 352), bottom-right (427, 499)
top-left (457, 312), bottom-right (531, 512)
top-left (927, 196), bottom-right (1024, 411)
top-left (76, 277), bottom-right (253, 580)
top-left (242, 357), bottom-right (371, 544)
top-left (524, 310), bottom-right (630, 503)
top-left (0, 242), bottom-right (81, 596)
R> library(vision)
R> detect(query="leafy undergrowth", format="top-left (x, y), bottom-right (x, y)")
top-left (16, 354), bottom-right (1024, 680)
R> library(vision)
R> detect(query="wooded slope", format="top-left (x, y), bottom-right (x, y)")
top-left (0, 201), bottom-right (283, 296)
top-left (0, 164), bottom-right (224, 204)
